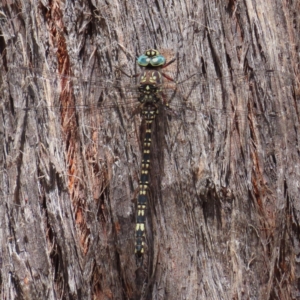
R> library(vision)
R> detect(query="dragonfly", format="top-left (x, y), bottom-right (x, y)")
top-left (3, 52), bottom-right (297, 265)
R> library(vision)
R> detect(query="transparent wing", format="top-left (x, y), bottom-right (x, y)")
top-left (7, 67), bottom-right (295, 117)
top-left (5, 66), bottom-right (297, 130)
top-left (7, 65), bottom-right (296, 96)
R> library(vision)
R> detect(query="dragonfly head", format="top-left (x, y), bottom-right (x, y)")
top-left (137, 49), bottom-right (166, 67)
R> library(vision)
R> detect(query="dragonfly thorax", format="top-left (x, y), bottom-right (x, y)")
top-left (139, 70), bottom-right (163, 85)
top-left (138, 70), bottom-right (163, 105)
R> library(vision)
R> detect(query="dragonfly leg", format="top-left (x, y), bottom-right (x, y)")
top-left (162, 57), bottom-right (176, 69)
top-left (161, 91), bottom-right (173, 107)
top-left (114, 66), bottom-right (140, 78)
top-left (162, 72), bottom-right (177, 82)
top-left (162, 56), bottom-right (197, 84)
top-left (177, 73), bottom-right (197, 84)
top-left (163, 71), bottom-right (197, 85)
top-left (161, 91), bottom-right (181, 117)
top-left (162, 72), bottom-right (198, 102)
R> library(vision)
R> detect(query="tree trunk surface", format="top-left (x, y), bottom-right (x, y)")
top-left (0, 0), bottom-right (299, 299)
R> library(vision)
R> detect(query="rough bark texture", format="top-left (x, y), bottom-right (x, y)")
top-left (0, 0), bottom-right (299, 299)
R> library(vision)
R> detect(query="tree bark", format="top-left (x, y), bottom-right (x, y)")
top-left (0, 0), bottom-right (299, 299)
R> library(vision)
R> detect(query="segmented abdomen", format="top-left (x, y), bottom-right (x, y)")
top-left (135, 70), bottom-right (163, 261)
top-left (135, 118), bottom-right (152, 257)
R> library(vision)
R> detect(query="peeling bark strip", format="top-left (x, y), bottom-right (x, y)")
top-left (0, 0), bottom-right (300, 299)
top-left (47, 1), bottom-right (90, 253)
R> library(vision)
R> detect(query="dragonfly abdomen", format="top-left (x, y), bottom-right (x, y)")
top-left (135, 70), bottom-right (164, 260)
top-left (135, 104), bottom-right (158, 259)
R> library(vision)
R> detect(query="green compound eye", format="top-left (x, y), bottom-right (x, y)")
top-left (137, 49), bottom-right (166, 67)
top-left (149, 55), bottom-right (166, 66)
top-left (137, 54), bottom-right (151, 66)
